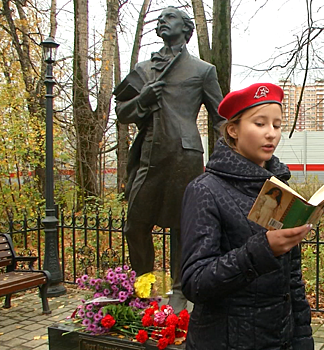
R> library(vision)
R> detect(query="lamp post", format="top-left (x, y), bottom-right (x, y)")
top-left (41, 37), bottom-right (66, 297)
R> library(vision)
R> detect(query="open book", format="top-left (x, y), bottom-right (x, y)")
top-left (248, 176), bottom-right (324, 230)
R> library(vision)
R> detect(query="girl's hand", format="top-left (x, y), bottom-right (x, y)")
top-left (266, 224), bottom-right (312, 257)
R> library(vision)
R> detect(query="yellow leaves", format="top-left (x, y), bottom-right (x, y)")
top-left (33, 335), bottom-right (48, 340)
top-left (58, 305), bottom-right (65, 309)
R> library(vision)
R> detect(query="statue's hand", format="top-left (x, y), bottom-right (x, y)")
top-left (138, 81), bottom-right (165, 108)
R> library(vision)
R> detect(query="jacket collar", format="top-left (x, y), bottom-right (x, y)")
top-left (205, 138), bottom-right (291, 197)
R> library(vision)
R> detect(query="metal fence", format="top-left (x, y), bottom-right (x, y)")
top-left (0, 208), bottom-right (323, 312)
top-left (0, 207), bottom-right (170, 283)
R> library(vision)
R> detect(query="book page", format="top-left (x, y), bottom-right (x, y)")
top-left (248, 179), bottom-right (297, 230)
top-left (308, 184), bottom-right (324, 206)
top-left (269, 176), bottom-right (306, 202)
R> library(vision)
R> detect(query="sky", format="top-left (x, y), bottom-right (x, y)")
top-left (55, 0), bottom-right (324, 91)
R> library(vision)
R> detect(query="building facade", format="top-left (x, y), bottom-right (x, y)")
top-left (278, 79), bottom-right (324, 132)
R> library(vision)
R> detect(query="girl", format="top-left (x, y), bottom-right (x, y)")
top-left (180, 83), bottom-right (314, 350)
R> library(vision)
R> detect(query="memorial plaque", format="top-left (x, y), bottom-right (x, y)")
top-left (79, 335), bottom-right (145, 350)
top-left (49, 323), bottom-right (185, 350)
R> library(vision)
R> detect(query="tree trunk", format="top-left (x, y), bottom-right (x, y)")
top-left (191, 0), bottom-right (211, 63)
top-left (115, 0), bottom-right (151, 195)
top-left (191, 0), bottom-right (231, 154)
top-left (73, 0), bottom-right (118, 208)
top-left (212, 0), bottom-right (231, 97)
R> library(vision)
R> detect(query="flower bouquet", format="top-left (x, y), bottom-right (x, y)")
top-left (69, 265), bottom-right (190, 349)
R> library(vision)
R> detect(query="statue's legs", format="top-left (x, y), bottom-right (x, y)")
top-left (168, 227), bottom-right (188, 314)
top-left (124, 219), bottom-right (155, 276)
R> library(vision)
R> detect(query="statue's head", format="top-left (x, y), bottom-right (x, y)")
top-left (156, 6), bottom-right (194, 44)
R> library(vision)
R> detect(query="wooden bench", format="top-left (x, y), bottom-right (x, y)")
top-left (0, 233), bottom-right (51, 314)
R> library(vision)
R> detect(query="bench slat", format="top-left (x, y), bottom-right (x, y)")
top-left (0, 271), bottom-right (47, 296)
top-left (0, 233), bottom-right (51, 314)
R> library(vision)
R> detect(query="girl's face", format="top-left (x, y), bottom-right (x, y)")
top-left (227, 103), bottom-right (282, 167)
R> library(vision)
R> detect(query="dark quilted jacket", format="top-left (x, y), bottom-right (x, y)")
top-left (181, 138), bottom-right (314, 350)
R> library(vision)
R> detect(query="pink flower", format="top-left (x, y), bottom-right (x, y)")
top-left (118, 291), bottom-right (127, 303)
top-left (153, 311), bottom-right (166, 325)
top-left (81, 275), bottom-right (88, 282)
top-left (161, 304), bottom-right (174, 316)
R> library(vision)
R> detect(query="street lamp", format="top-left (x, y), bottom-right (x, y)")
top-left (41, 37), bottom-right (66, 297)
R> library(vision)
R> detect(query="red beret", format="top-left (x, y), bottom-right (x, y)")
top-left (218, 83), bottom-right (284, 120)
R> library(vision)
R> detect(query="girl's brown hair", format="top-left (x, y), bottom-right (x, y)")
top-left (220, 114), bottom-right (242, 149)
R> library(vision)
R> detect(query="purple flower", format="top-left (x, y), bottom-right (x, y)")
top-left (119, 273), bottom-right (127, 281)
top-left (103, 289), bottom-right (110, 296)
top-left (86, 311), bottom-right (94, 318)
top-left (78, 309), bottom-right (85, 318)
top-left (98, 308), bottom-right (104, 317)
top-left (82, 319), bottom-right (90, 326)
top-left (81, 275), bottom-right (89, 282)
top-left (115, 267), bottom-right (122, 273)
top-left (86, 304), bottom-right (93, 311)
top-left (130, 276), bottom-right (135, 283)
top-left (118, 291), bottom-right (127, 302)
top-left (111, 285), bottom-right (118, 292)
top-left (94, 313), bottom-right (102, 322)
top-left (123, 265), bottom-right (130, 270)
top-left (122, 281), bottom-right (129, 288)
top-left (89, 279), bottom-right (96, 286)
top-left (88, 324), bottom-right (97, 332)
top-left (94, 292), bottom-right (104, 298)
top-left (76, 278), bottom-right (81, 284)
top-left (130, 270), bottom-right (136, 278)
top-left (107, 271), bottom-right (115, 279)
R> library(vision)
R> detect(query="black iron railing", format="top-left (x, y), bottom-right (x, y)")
top-left (0, 208), bottom-right (322, 312)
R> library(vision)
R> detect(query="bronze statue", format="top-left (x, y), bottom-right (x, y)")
top-left (114, 6), bottom-right (224, 313)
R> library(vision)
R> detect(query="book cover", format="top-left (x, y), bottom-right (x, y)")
top-left (248, 177), bottom-right (324, 230)
top-left (113, 69), bottom-right (145, 101)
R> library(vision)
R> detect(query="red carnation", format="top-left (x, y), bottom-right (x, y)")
top-left (162, 325), bottom-right (175, 337)
top-left (175, 330), bottom-right (187, 338)
top-left (157, 337), bottom-right (169, 350)
top-left (161, 325), bottom-right (176, 345)
top-left (142, 314), bottom-right (153, 327)
top-left (101, 314), bottom-right (116, 329)
top-left (151, 330), bottom-right (160, 340)
top-left (178, 309), bottom-right (190, 329)
top-left (145, 308), bottom-right (154, 316)
top-left (150, 301), bottom-right (159, 310)
top-left (179, 309), bottom-right (190, 321)
top-left (166, 314), bottom-right (178, 326)
top-left (136, 330), bottom-right (148, 343)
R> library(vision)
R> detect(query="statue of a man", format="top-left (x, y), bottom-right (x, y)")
top-left (114, 6), bottom-right (224, 313)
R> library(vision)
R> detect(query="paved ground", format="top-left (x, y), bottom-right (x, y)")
top-left (0, 287), bottom-right (324, 349)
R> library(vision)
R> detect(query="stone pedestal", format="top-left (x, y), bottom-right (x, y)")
top-left (48, 323), bottom-right (186, 350)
